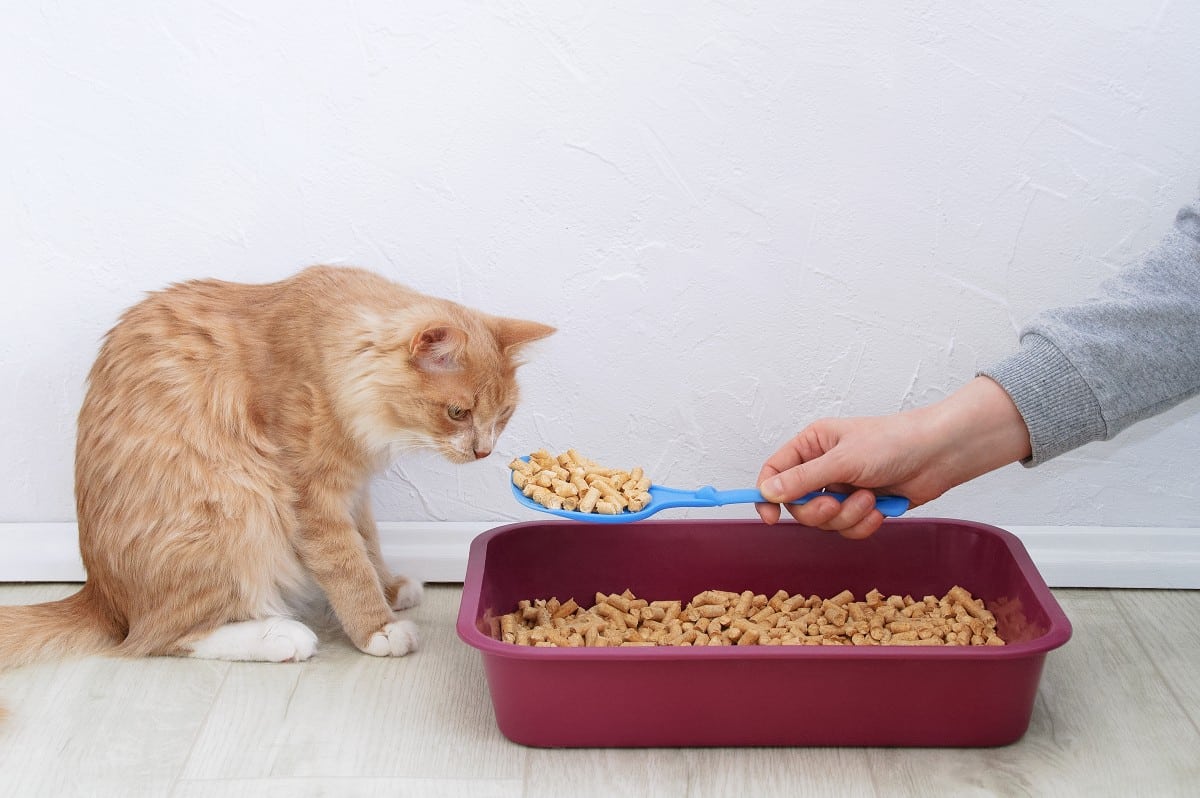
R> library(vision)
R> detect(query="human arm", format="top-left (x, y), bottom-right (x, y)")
top-left (982, 191), bottom-right (1200, 464)
top-left (756, 375), bottom-right (1031, 538)
top-left (757, 185), bottom-right (1200, 537)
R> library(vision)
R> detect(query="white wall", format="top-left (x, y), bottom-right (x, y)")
top-left (2, 2), bottom-right (1198, 534)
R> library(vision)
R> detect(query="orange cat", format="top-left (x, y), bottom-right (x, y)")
top-left (0, 266), bottom-right (553, 704)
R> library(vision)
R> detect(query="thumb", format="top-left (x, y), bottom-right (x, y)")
top-left (760, 455), bottom-right (845, 503)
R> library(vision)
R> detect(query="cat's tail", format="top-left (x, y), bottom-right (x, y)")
top-left (0, 583), bottom-right (122, 720)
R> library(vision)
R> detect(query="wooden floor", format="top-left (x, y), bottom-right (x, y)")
top-left (1, 584), bottom-right (1198, 798)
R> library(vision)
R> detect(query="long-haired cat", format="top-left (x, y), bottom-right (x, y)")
top-left (0, 265), bottom-right (553, 716)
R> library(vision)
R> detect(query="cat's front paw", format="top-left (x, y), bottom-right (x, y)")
top-left (264, 619), bottom-right (320, 662)
top-left (359, 620), bottom-right (419, 657)
top-left (186, 617), bottom-right (318, 663)
top-left (387, 577), bottom-right (424, 611)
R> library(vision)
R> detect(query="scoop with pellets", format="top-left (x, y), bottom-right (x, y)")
top-left (508, 448), bottom-right (909, 523)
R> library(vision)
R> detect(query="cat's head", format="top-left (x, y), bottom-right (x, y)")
top-left (339, 301), bottom-right (555, 464)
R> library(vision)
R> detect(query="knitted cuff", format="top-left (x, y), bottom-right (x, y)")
top-left (979, 334), bottom-right (1107, 466)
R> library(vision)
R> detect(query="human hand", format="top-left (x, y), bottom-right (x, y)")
top-left (756, 377), bottom-right (1032, 538)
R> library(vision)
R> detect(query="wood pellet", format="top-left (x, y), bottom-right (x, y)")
top-left (509, 448), bottom-right (651, 514)
top-left (494, 586), bottom-right (1005, 647)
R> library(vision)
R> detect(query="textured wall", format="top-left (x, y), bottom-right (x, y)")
top-left (2, 2), bottom-right (1198, 528)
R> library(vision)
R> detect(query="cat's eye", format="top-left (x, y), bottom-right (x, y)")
top-left (447, 405), bottom-right (470, 421)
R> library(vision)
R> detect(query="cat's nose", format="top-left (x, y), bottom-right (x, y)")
top-left (473, 448), bottom-right (491, 460)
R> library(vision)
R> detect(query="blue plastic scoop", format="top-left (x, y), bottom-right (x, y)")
top-left (510, 472), bottom-right (910, 524)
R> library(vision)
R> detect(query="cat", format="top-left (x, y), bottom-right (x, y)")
top-left (0, 265), bottom-right (554, 710)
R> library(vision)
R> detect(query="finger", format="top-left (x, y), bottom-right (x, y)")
top-left (757, 440), bottom-right (814, 524)
top-left (837, 509), bottom-right (885, 540)
top-left (760, 454), bottom-right (846, 504)
top-left (755, 501), bottom-right (781, 525)
top-left (755, 458), bottom-right (787, 494)
top-left (819, 489), bottom-right (881, 533)
top-left (758, 434), bottom-right (819, 481)
top-left (783, 494), bottom-right (844, 527)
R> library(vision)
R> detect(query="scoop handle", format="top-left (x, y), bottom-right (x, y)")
top-left (711, 488), bottom-right (910, 518)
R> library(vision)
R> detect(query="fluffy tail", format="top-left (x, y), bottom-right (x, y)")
top-left (0, 584), bottom-right (122, 720)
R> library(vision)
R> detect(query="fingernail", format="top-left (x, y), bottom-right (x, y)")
top-left (763, 477), bottom-right (783, 500)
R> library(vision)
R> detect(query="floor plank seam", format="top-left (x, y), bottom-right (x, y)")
top-left (170, 661), bottom-right (233, 797)
top-left (1109, 592), bottom-right (1200, 741)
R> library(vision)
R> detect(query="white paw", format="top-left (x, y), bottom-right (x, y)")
top-left (391, 579), bottom-right (424, 611)
top-left (187, 618), bottom-right (318, 662)
top-left (360, 620), bottom-right (419, 657)
top-left (261, 618), bottom-right (319, 662)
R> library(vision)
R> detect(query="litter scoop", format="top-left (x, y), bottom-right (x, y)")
top-left (510, 460), bottom-right (910, 524)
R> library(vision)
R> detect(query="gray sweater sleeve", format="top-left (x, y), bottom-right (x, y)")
top-left (980, 189), bottom-right (1200, 465)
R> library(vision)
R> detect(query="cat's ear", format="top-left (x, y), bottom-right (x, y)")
top-left (410, 325), bottom-right (468, 372)
top-left (492, 318), bottom-right (556, 357)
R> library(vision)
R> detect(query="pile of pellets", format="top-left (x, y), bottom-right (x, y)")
top-left (509, 448), bottom-right (651, 514)
top-left (495, 586), bottom-right (1005, 647)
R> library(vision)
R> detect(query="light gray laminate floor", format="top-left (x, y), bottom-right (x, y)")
top-left (1, 583), bottom-right (1198, 798)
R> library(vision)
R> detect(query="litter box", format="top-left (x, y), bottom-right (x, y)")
top-left (456, 518), bottom-right (1071, 747)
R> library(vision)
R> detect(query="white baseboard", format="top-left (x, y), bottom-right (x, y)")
top-left (0, 522), bottom-right (491, 585)
top-left (1, 522), bottom-right (1197, 589)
